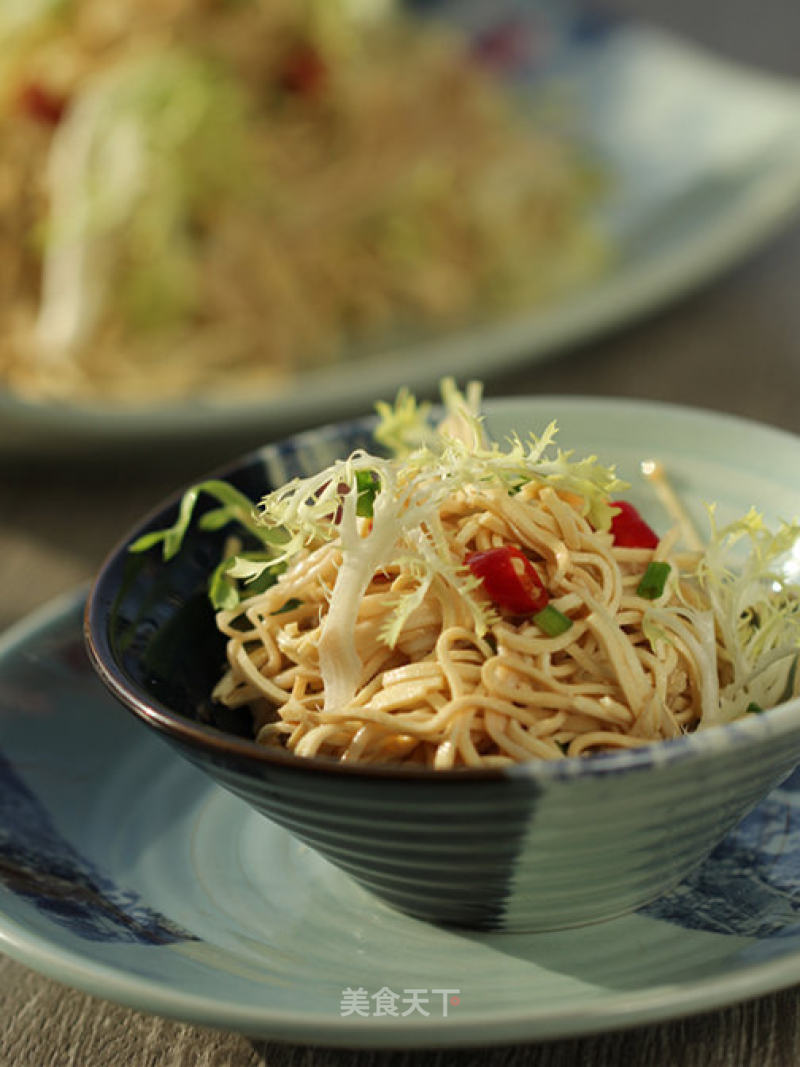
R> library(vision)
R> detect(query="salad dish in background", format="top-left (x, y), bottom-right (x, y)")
top-left (3, 5), bottom-right (800, 452)
top-left (0, 0), bottom-right (605, 406)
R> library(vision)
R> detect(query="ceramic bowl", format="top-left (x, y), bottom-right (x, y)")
top-left (85, 397), bottom-right (800, 932)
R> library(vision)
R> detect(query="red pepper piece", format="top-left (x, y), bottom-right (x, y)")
top-left (466, 545), bottom-right (549, 615)
top-left (17, 81), bottom-right (67, 126)
top-left (278, 42), bottom-right (328, 97)
top-left (609, 500), bottom-right (659, 549)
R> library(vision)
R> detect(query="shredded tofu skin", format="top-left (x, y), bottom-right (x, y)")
top-left (196, 383), bottom-right (800, 768)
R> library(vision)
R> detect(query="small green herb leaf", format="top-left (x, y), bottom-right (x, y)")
top-left (208, 558), bottom-right (241, 610)
top-left (129, 480), bottom-right (265, 561)
top-left (746, 701), bottom-right (764, 714)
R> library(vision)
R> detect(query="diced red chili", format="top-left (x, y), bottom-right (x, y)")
top-left (17, 81), bottom-right (67, 126)
top-left (278, 42), bottom-right (328, 97)
top-left (609, 500), bottom-right (659, 549)
top-left (466, 545), bottom-right (549, 615)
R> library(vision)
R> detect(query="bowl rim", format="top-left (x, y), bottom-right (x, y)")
top-left (84, 394), bottom-right (800, 785)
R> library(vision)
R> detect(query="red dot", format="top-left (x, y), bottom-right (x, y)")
top-left (450, 995), bottom-right (461, 1006)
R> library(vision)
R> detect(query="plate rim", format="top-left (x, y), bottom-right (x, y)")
top-left (5, 398), bottom-right (800, 1044)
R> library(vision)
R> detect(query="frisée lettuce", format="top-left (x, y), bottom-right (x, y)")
top-left (131, 380), bottom-right (800, 730)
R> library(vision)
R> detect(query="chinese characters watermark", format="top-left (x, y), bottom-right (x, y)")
top-left (339, 987), bottom-right (461, 1018)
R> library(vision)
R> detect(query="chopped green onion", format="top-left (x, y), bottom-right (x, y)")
top-left (533, 604), bottom-right (573, 637)
top-left (746, 702), bottom-right (764, 714)
top-left (355, 470), bottom-right (380, 518)
top-left (637, 562), bottom-right (671, 600)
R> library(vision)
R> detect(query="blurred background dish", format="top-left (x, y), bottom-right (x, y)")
top-left (0, 0), bottom-right (605, 434)
top-left (3, 2), bottom-right (800, 455)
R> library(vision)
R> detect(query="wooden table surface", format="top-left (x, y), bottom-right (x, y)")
top-left (3, 1), bottom-right (800, 1064)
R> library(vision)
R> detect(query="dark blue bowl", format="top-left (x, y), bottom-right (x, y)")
top-left (85, 399), bottom-right (800, 931)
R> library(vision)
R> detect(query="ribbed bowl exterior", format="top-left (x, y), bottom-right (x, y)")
top-left (171, 740), bottom-right (535, 929)
top-left (164, 719), bottom-right (800, 932)
top-left (501, 732), bottom-right (800, 930)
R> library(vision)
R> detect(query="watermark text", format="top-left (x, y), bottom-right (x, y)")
top-left (339, 987), bottom-right (461, 1018)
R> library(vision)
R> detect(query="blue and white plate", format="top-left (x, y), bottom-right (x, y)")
top-left (4, 587), bottom-right (800, 1047)
top-left (5, 15), bottom-right (800, 454)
